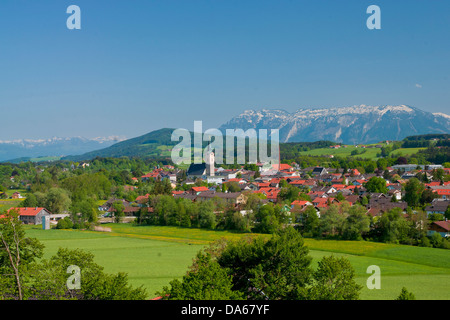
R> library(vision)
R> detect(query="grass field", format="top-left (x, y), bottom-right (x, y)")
top-left (0, 199), bottom-right (24, 211)
top-left (24, 224), bottom-right (450, 300)
top-left (297, 145), bottom-right (425, 160)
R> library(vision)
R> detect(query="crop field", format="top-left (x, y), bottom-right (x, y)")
top-left (25, 224), bottom-right (450, 300)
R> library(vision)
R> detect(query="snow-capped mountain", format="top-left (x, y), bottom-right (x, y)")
top-left (219, 105), bottom-right (450, 144)
top-left (0, 136), bottom-right (125, 162)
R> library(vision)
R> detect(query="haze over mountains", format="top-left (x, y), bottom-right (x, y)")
top-left (0, 136), bottom-right (123, 162)
top-left (1, 105), bottom-right (449, 162)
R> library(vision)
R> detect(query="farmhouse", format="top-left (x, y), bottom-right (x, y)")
top-left (428, 220), bottom-right (450, 238)
top-left (7, 207), bottom-right (52, 225)
top-left (11, 192), bottom-right (23, 199)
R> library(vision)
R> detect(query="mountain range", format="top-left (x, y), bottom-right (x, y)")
top-left (1, 105), bottom-right (449, 162)
top-left (219, 105), bottom-right (450, 144)
top-left (0, 136), bottom-right (124, 162)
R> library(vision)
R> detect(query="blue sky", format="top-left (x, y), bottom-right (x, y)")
top-left (1, 0), bottom-right (449, 140)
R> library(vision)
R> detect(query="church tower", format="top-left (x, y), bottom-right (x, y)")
top-left (206, 147), bottom-right (215, 176)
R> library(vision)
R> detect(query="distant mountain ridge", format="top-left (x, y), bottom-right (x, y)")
top-left (219, 105), bottom-right (450, 144)
top-left (2, 105), bottom-right (449, 162)
top-left (0, 136), bottom-right (124, 162)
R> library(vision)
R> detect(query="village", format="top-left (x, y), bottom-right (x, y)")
top-left (34, 157), bottom-right (449, 240)
top-left (2, 148), bottom-right (450, 246)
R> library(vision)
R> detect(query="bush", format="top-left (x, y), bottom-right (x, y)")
top-left (429, 232), bottom-right (443, 248)
top-left (396, 287), bottom-right (416, 300)
top-left (418, 236), bottom-right (432, 247)
top-left (56, 217), bottom-right (73, 229)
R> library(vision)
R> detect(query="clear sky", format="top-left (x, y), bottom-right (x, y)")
top-left (1, 0), bottom-right (449, 140)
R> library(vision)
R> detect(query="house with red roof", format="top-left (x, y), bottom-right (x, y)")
top-left (332, 184), bottom-right (347, 191)
top-left (435, 189), bottom-right (450, 200)
top-left (353, 179), bottom-right (367, 186)
top-left (226, 178), bottom-right (247, 184)
top-left (191, 186), bottom-right (210, 194)
top-left (289, 180), bottom-right (306, 186)
top-left (141, 171), bottom-right (162, 181)
top-left (291, 200), bottom-right (313, 209)
top-left (254, 188), bottom-right (280, 202)
top-left (136, 194), bottom-right (151, 205)
top-left (277, 163), bottom-right (293, 172)
top-left (312, 197), bottom-right (339, 209)
top-left (7, 207), bottom-right (52, 225)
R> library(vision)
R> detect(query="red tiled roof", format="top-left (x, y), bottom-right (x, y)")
top-left (289, 180), bottom-right (306, 185)
top-left (141, 172), bottom-right (161, 178)
top-left (257, 183), bottom-right (270, 187)
top-left (192, 186), bottom-right (209, 192)
top-left (291, 200), bottom-right (311, 207)
top-left (432, 220), bottom-right (450, 231)
top-left (136, 194), bottom-right (150, 203)
top-left (272, 163), bottom-right (292, 171)
top-left (436, 189), bottom-right (450, 195)
top-left (8, 207), bottom-right (46, 216)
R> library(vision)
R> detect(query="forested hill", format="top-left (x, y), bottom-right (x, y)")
top-left (62, 128), bottom-right (337, 162)
top-left (62, 128), bottom-right (178, 161)
top-left (62, 127), bottom-right (450, 163)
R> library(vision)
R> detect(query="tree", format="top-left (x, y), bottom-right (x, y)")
top-left (162, 227), bottom-right (363, 300)
top-left (217, 227), bottom-right (313, 300)
top-left (158, 252), bottom-right (243, 300)
top-left (429, 232), bottom-right (443, 248)
top-left (375, 208), bottom-right (412, 244)
top-left (21, 194), bottom-right (38, 208)
top-left (309, 255), bottom-right (361, 300)
top-left (0, 209), bottom-right (44, 300)
top-left (342, 204), bottom-right (370, 240)
top-left (71, 199), bottom-right (98, 227)
top-left (253, 203), bottom-right (281, 234)
top-left (111, 200), bottom-right (125, 224)
top-left (27, 248), bottom-right (147, 300)
top-left (404, 178), bottom-right (425, 208)
top-left (432, 168), bottom-right (445, 182)
top-left (396, 287), bottom-right (416, 300)
top-left (56, 217), bottom-right (74, 229)
top-left (364, 177), bottom-right (388, 194)
top-left (301, 205), bottom-right (320, 237)
top-left (225, 181), bottom-right (241, 193)
top-left (45, 188), bottom-right (72, 214)
top-left (319, 205), bottom-right (345, 238)
top-left (278, 185), bottom-right (299, 202)
top-left (198, 200), bottom-right (216, 229)
top-left (420, 188), bottom-right (438, 205)
top-left (445, 206), bottom-right (450, 220)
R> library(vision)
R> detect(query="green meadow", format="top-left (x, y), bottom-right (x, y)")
top-left (25, 224), bottom-right (450, 300)
top-left (297, 145), bottom-right (425, 160)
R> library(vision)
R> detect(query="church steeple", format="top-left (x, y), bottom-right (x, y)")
top-left (205, 146), bottom-right (215, 176)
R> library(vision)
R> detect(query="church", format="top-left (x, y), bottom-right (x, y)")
top-left (186, 148), bottom-right (215, 179)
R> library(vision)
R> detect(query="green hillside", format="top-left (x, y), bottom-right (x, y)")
top-left (60, 128), bottom-right (446, 163)
top-left (63, 128), bottom-right (178, 161)
top-left (25, 224), bottom-right (450, 300)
